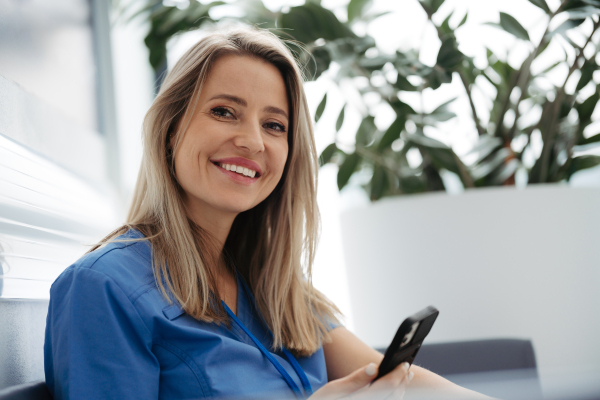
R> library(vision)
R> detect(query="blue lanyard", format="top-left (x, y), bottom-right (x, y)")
top-left (222, 275), bottom-right (313, 399)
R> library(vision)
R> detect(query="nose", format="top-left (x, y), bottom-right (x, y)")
top-left (234, 118), bottom-right (265, 153)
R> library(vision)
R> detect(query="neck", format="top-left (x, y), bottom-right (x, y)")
top-left (185, 204), bottom-right (237, 255)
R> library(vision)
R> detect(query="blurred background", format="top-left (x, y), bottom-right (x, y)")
top-left (1, 0), bottom-right (600, 397)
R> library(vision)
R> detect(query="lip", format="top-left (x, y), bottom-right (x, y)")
top-left (211, 157), bottom-right (263, 176)
top-left (213, 163), bottom-right (258, 185)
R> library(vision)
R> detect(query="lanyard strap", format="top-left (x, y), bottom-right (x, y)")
top-left (223, 302), bottom-right (307, 399)
top-left (235, 275), bottom-right (313, 397)
top-left (279, 347), bottom-right (314, 397)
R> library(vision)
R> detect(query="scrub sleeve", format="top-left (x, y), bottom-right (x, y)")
top-left (44, 266), bottom-right (160, 399)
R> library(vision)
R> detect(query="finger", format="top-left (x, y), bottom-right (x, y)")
top-left (368, 362), bottom-right (411, 397)
top-left (389, 369), bottom-right (414, 399)
top-left (334, 363), bottom-right (378, 397)
top-left (309, 363), bottom-right (378, 400)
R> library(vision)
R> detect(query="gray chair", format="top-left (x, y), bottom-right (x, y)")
top-left (0, 381), bottom-right (51, 400)
top-left (415, 338), bottom-right (537, 375)
top-left (377, 338), bottom-right (541, 399)
top-left (377, 338), bottom-right (537, 375)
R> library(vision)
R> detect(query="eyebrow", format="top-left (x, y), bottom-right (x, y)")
top-left (209, 94), bottom-right (288, 120)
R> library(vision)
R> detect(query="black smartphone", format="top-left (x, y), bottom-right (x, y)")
top-left (374, 306), bottom-right (439, 381)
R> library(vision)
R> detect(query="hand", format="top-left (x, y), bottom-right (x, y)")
top-left (310, 361), bottom-right (414, 399)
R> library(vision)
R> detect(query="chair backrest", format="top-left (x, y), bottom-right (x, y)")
top-left (415, 338), bottom-right (537, 376)
top-left (0, 381), bottom-right (52, 400)
top-left (378, 338), bottom-right (541, 399)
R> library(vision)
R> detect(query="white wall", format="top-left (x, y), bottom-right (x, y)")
top-left (340, 185), bottom-right (600, 395)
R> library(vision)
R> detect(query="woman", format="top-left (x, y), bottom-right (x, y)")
top-left (44, 27), bottom-right (482, 399)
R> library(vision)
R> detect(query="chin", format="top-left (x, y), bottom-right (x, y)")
top-left (220, 201), bottom-right (261, 215)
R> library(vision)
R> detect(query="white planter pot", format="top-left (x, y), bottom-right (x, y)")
top-left (340, 185), bottom-right (600, 393)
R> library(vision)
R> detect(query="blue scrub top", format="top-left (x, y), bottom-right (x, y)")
top-left (44, 230), bottom-right (331, 399)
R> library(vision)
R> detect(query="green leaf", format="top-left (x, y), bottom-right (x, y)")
top-left (467, 135), bottom-right (503, 155)
top-left (400, 173), bottom-right (427, 194)
top-left (356, 116), bottom-right (376, 146)
top-left (336, 105), bottom-right (346, 132)
top-left (471, 148), bottom-right (512, 180)
top-left (499, 12), bottom-right (530, 41)
top-left (347, 0), bottom-right (372, 22)
top-left (566, 6), bottom-right (600, 19)
top-left (569, 155), bottom-right (600, 178)
top-left (576, 60), bottom-right (597, 91)
top-left (394, 73), bottom-right (418, 91)
top-left (528, 0), bottom-right (551, 13)
top-left (579, 133), bottom-right (600, 145)
top-left (436, 37), bottom-right (463, 70)
top-left (429, 97), bottom-right (457, 121)
top-left (468, 135), bottom-right (503, 165)
top-left (318, 143), bottom-right (338, 166)
top-left (305, 46), bottom-right (331, 81)
top-left (576, 92), bottom-right (599, 122)
top-left (358, 54), bottom-right (396, 71)
top-left (377, 115), bottom-right (407, 151)
top-left (539, 60), bottom-right (562, 75)
top-left (440, 11), bottom-right (454, 36)
top-left (547, 18), bottom-right (585, 37)
top-left (315, 93), bottom-right (327, 122)
top-left (389, 98), bottom-right (416, 116)
top-left (457, 12), bottom-right (468, 28)
top-left (362, 10), bottom-right (391, 24)
top-left (561, 0), bottom-right (591, 12)
top-left (277, 3), bottom-right (355, 44)
top-left (489, 159), bottom-right (519, 184)
top-left (353, 35), bottom-right (377, 54)
top-left (406, 134), bottom-right (473, 186)
top-left (426, 68), bottom-right (452, 89)
top-left (405, 133), bottom-right (448, 149)
top-left (370, 164), bottom-right (388, 200)
top-left (337, 152), bottom-right (361, 190)
top-left (418, 0), bottom-right (445, 16)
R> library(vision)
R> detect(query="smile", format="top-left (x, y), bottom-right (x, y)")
top-left (216, 162), bottom-right (259, 178)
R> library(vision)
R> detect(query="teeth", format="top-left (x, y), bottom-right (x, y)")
top-left (219, 163), bottom-right (257, 178)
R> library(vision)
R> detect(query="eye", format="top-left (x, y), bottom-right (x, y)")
top-left (210, 107), bottom-right (235, 119)
top-left (264, 121), bottom-right (287, 134)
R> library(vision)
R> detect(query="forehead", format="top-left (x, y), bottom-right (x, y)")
top-left (200, 53), bottom-right (289, 111)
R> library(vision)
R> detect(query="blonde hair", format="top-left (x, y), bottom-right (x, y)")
top-left (95, 26), bottom-right (340, 356)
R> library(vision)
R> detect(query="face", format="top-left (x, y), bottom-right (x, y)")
top-left (172, 54), bottom-right (290, 225)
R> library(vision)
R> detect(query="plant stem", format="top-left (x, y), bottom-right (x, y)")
top-left (504, 6), bottom-right (562, 141)
top-left (353, 144), bottom-right (405, 179)
top-left (496, 2), bottom-right (570, 142)
top-left (425, 13), bottom-right (485, 137)
top-left (538, 17), bottom-right (600, 181)
top-left (459, 71), bottom-right (485, 136)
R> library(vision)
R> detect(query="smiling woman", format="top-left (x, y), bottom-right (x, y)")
top-left (174, 54), bottom-right (289, 233)
top-left (42, 26), bottom-right (481, 400)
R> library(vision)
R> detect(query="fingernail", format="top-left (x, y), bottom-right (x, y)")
top-left (402, 362), bottom-right (410, 372)
top-left (408, 371), bottom-right (414, 382)
top-left (365, 363), bottom-right (377, 377)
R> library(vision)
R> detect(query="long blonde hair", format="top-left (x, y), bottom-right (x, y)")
top-left (96, 26), bottom-right (340, 356)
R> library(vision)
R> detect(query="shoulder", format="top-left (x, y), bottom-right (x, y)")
top-left (51, 229), bottom-right (155, 300)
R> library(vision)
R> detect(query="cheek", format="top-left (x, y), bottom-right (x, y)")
top-left (274, 141), bottom-right (289, 179)
top-left (173, 138), bottom-right (199, 182)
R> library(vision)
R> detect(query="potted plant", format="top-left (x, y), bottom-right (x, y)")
top-left (131, 0), bottom-right (600, 196)
top-left (129, 0), bottom-right (600, 385)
